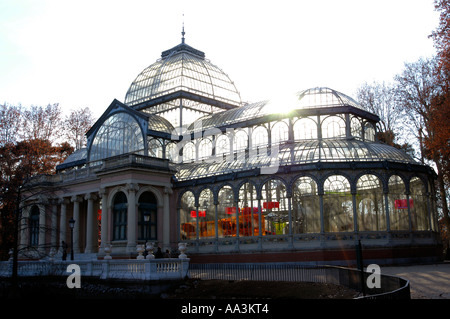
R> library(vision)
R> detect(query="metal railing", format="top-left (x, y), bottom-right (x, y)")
top-left (0, 258), bottom-right (189, 281)
top-left (188, 263), bottom-right (410, 299)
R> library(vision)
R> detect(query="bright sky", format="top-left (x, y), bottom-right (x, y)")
top-left (0, 0), bottom-right (440, 120)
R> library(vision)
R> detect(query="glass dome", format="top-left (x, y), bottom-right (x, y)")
top-left (124, 42), bottom-right (242, 108)
top-left (187, 87), bottom-right (369, 133)
top-left (296, 87), bottom-right (364, 110)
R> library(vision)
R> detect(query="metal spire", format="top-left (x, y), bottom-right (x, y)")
top-left (181, 14), bottom-right (185, 43)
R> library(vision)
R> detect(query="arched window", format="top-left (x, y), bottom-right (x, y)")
top-left (215, 134), bottom-right (230, 157)
top-left (292, 177), bottom-right (320, 233)
top-left (388, 175), bottom-right (409, 230)
top-left (252, 126), bottom-right (268, 148)
top-left (148, 138), bottom-right (163, 158)
top-left (183, 142), bottom-right (195, 162)
top-left (166, 142), bottom-right (178, 162)
top-left (239, 182), bottom-right (259, 236)
top-left (321, 116), bottom-right (346, 138)
top-left (351, 117), bottom-right (362, 139)
top-left (138, 192), bottom-right (157, 241)
top-left (233, 130), bottom-right (248, 152)
top-left (356, 174), bottom-right (386, 231)
top-left (293, 117), bottom-right (317, 140)
top-left (90, 112), bottom-right (144, 162)
top-left (198, 189), bottom-right (214, 238)
top-left (113, 192), bottom-right (128, 240)
top-left (261, 179), bottom-right (288, 235)
top-left (198, 138), bottom-right (212, 160)
top-left (180, 191), bottom-right (196, 240)
top-left (323, 175), bottom-right (353, 232)
top-left (409, 177), bottom-right (429, 231)
top-left (29, 205), bottom-right (40, 247)
top-left (364, 122), bottom-right (376, 141)
top-left (271, 121), bottom-right (289, 144)
top-left (217, 185), bottom-right (235, 238)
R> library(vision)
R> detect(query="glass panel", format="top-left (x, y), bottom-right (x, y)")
top-left (239, 182), bottom-right (260, 237)
top-left (321, 115), bottom-right (346, 138)
top-left (233, 130), bottom-right (248, 152)
top-left (90, 112), bottom-right (144, 162)
top-left (180, 191), bottom-right (196, 240)
top-left (356, 174), bottom-right (386, 231)
top-left (148, 138), bottom-right (163, 158)
top-left (409, 177), bottom-right (429, 231)
top-left (388, 175), bottom-right (409, 230)
top-left (364, 122), bottom-right (376, 141)
top-left (252, 126), bottom-right (268, 148)
top-left (217, 185), bottom-right (235, 238)
top-left (198, 138), bottom-right (212, 160)
top-left (182, 142), bottom-right (196, 162)
top-left (261, 179), bottom-right (289, 235)
top-left (293, 117), bottom-right (318, 140)
top-left (215, 134), bottom-right (231, 157)
top-left (197, 189), bottom-right (215, 238)
top-left (351, 117), bottom-right (362, 139)
top-left (271, 121), bottom-right (289, 144)
top-left (323, 175), bottom-right (353, 232)
top-left (292, 177), bottom-right (320, 233)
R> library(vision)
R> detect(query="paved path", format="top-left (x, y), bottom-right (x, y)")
top-left (381, 262), bottom-right (450, 299)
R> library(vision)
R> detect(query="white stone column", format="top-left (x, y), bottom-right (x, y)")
top-left (163, 187), bottom-right (172, 251)
top-left (126, 183), bottom-right (139, 254)
top-left (84, 193), bottom-right (98, 253)
top-left (99, 188), bottom-right (109, 254)
top-left (19, 206), bottom-right (30, 250)
top-left (50, 200), bottom-right (58, 255)
top-left (38, 203), bottom-right (46, 255)
top-left (59, 198), bottom-right (68, 253)
top-left (71, 195), bottom-right (82, 253)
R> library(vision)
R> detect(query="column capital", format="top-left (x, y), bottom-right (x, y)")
top-left (85, 193), bottom-right (98, 201)
top-left (99, 187), bottom-right (108, 197)
top-left (71, 195), bottom-right (82, 203)
top-left (126, 183), bottom-right (139, 193)
top-left (164, 186), bottom-right (173, 195)
top-left (58, 197), bottom-right (71, 205)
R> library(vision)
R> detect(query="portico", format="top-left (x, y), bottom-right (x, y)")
top-left (20, 152), bottom-right (176, 259)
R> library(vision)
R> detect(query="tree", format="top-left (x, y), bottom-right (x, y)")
top-left (64, 107), bottom-right (95, 150)
top-left (0, 139), bottom-right (74, 260)
top-left (394, 56), bottom-right (450, 251)
top-left (21, 104), bottom-right (63, 143)
top-left (429, 0), bottom-right (450, 253)
top-left (356, 81), bottom-right (414, 154)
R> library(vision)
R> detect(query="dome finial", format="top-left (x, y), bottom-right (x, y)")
top-left (181, 14), bottom-right (185, 43)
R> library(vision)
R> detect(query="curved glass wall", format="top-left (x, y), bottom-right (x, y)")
top-left (89, 112), bottom-right (144, 162)
top-left (323, 175), bottom-right (353, 232)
